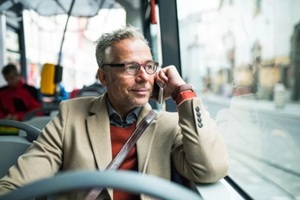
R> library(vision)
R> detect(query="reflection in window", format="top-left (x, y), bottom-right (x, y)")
top-left (177, 0), bottom-right (300, 199)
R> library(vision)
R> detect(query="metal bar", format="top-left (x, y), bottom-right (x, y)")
top-left (57, 0), bottom-right (76, 66)
top-left (157, 0), bottom-right (181, 74)
top-left (0, 12), bottom-right (6, 71)
top-left (157, 0), bottom-right (181, 112)
top-left (19, 8), bottom-right (27, 81)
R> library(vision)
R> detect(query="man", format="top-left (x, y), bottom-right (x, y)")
top-left (0, 64), bottom-right (41, 121)
top-left (0, 26), bottom-right (228, 199)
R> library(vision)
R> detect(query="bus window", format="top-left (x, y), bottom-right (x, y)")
top-left (6, 28), bottom-right (20, 64)
top-left (21, 6), bottom-right (126, 93)
top-left (177, 0), bottom-right (300, 199)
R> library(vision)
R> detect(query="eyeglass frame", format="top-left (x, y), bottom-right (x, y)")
top-left (101, 61), bottom-right (159, 75)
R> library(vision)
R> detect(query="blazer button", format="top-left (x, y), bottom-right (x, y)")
top-left (198, 122), bottom-right (203, 128)
top-left (197, 117), bottom-right (202, 123)
top-left (195, 106), bottom-right (200, 112)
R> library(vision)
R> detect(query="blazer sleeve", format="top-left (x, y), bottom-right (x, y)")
top-left (171, 97), bottom-right (229, 183)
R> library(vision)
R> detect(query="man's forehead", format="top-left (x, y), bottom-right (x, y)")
top-left (108, 39), bottom-right (152, 62)
top-left (112, 38), bottom-right (149, 49)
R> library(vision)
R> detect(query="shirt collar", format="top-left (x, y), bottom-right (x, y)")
top-left (106, 99), bottom-right (141, 127)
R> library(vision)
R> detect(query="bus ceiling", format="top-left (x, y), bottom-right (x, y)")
top-left (0, 0), bottom-right (144, 41)
top-left (0, 0), bottom-right (142, 18)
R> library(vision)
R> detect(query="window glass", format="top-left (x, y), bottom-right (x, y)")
top-left (6, 28), bottom-right (20, 65)
top-left (6, 28), bottom-right (19, 53)
top-left (177, 0), bottom-right (300, 199)
top-left (23, 7), bottom-right (126, 92)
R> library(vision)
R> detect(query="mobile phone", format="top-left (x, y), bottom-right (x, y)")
top-left (152, 82), bottom-right (164, 104)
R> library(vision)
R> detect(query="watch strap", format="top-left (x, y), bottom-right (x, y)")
top-left (171, 84), bottom-right (195, 100)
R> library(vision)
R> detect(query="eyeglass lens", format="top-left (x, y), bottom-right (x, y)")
top-left (125, 61), bottom-right (157, 75)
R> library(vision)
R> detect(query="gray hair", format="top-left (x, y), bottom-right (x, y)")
top-left (95, 26), bottom-right (149, 68)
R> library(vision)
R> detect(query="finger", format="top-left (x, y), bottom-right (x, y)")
top-left (158, 70), bottom-right (168, 83)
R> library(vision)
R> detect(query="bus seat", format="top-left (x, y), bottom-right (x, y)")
top-left (0, 136), bottom-right (31, 178)
top-left (0, 170), bottom-right (202, 200)
top-left (0, 120), bottom-right (41, 142)
top-left (0, 120), bottom-right (41, 178)
top-left (21, 116), bottom-right (53, 133)
top-left (21, 107), bottom-right (58, 135)
top-left (22, 106), bottom-right (58, 121)
top-left (76, 90), bottom-right (102, 97)
top-left (75, 83), bottom-right (106, 98)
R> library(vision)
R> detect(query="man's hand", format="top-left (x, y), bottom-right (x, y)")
top-left (155, 65), bottom-right (186, 100)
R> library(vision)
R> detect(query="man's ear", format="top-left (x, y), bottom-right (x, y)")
top-left (98, 68), bottom-right (108, 86)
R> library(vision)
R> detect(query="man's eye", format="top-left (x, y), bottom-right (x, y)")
top-left (145, 64), bottom-right (154, 70)
top-left (127, 65), bottom-right (138, 70)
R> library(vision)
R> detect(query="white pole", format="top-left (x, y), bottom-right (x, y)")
top-left (0, 12), bottom-right (7, 86)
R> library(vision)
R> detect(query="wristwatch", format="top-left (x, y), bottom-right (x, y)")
top-left (171, 84), bottom-right (195, 100)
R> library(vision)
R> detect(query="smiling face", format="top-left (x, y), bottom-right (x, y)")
top-left (98, 38), bottom-right (155, 117)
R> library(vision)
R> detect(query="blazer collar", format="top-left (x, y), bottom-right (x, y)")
top-left (86, 94), bottom-right (156, 173)
top-left (86, 94), bottom-right (112, 171)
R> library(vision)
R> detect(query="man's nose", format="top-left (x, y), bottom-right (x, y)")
top-left (136, 66), bottom-right (150, 81)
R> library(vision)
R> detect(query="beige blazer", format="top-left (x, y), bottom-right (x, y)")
top-left (0, 94), bottom-right (228, 199)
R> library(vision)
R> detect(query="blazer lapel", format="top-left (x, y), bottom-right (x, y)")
top-left (86, 95), bottom-right (112, 170)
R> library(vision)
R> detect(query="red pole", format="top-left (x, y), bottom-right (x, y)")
top-left (150, 0), bottom-right (157, 24)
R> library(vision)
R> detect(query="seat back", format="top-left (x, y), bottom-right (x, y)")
top-left (21, 116), bottom-right (54, 132)
top-left (76, 90), bottom-right (102, 97)
top-left (22, 106), bottom-right (58, 121)
top-left (75, 83), bottom-right (106, 97)
top-left (0, 171), bottom-right (202, 200)
top-left (21, 106), bottom-right (58, 134)
top-left (0, 120), bottom-right (41, 178)
top-left (0, 136), bottom-right (31, 178)
top-left (0, 119), bottom-right (41, 142)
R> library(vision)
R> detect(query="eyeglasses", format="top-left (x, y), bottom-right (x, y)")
top-left (102, 61), bottom-right (159, 75)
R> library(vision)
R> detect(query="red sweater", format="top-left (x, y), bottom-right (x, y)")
top-left (110, 123), bottom-right (140, 200)
top-left (0, 80), bottom-right (41, 121)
